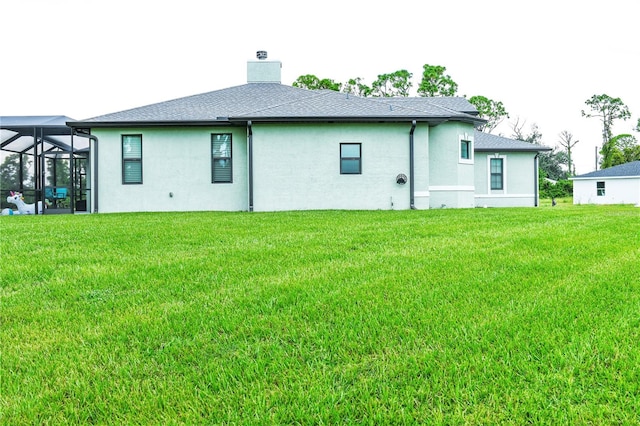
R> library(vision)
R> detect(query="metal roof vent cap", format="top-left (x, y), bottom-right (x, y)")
top-left (256, 50), bottom-right (268, 60)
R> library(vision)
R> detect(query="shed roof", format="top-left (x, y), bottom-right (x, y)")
top-left (572, 161), bottom-right (640, 179)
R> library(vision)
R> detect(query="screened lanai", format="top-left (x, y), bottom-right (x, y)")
top-left (0, 116), bottom-right (92, 214)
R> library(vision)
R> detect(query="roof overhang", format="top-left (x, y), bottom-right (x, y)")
top-left (68, 116), bottom-right (479, 128)
top-left (67, 120), bottom-right (237, 128)
top-left (570, 175), bottom-right (639, 181)
top-left (474, 146), bottom-right (552, 153)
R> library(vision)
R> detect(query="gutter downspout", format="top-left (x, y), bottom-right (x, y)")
top-left (72, 130), bottom-right (98, 212)
top-left (534, 153), bottom-right (539, 207)
top-left (70, 131), bottom-right (75, 214)
top-left (248, 121), bottom-right (253, 212)
top-left (409, 120), bottom-right (416, 209)
top-left (39, 127), bottom-right (45, 215)
top-left (92, 133), bottom-right (99, 213)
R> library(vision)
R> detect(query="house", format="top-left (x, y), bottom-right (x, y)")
top-left (65, 54), bottom-right (549, 213)
top-left (571, 161), bottom-right (640, 205)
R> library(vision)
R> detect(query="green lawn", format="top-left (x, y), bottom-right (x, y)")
top-left (1, 205), bottom-right (640, 424)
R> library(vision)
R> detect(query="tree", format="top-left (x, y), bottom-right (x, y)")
top-left (45, 155), bottom-right (71, 188)
top-left (468, 95), bottom-right (509, 133)
top-left (343, 77), bottom-right (372, 97)
top-left (581, 94), bottom-right (631, 148)
top-left (417, 64), bottom-right (458, 97)
top-left (0, 153), bottom-right (33, 191)
top-left (511, 118), bottom-right (568, 181)
top-left (292, 74), bottom-right (341, 91)
top-left (557, 130), bottom-right (579, 175)
top-left (511, 117), bottom-right (542, 144)
top-left (635, 118), bottom-right (640, 132)
top-left (538, 148), bottom-right (569, 182)
top-left (600, 134), bottom-right (640, 168)
top-left (371, 70), bottom-right (413, 97)
top-left (538, 175), bottom-right (573, 199)
top-left (0, 153), bottom-right (22, 191)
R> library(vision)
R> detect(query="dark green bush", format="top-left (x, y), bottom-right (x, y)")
top-left (539, 177), bottom-right (573, 199)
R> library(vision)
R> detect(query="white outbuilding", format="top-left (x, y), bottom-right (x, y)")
top-left (571, 161), bottom-right (640, 205)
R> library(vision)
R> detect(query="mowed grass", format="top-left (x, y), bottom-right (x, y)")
top-left (1, 205), bottom-right (640, 424)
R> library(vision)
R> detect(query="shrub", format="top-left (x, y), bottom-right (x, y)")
top-left (539, 178), bottom-right (573, 199)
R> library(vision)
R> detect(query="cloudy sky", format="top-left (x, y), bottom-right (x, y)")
top-left (2, 0), bottom-right (638, 173)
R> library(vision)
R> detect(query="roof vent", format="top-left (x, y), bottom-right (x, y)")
top-left (256, 50), bottom-right (268, 60)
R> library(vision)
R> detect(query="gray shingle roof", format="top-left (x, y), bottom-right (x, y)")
top-left (64, 82), bottom-right (546, 154)
top-left (572, 161), bottom-right (640, 179)
top-left (237, 90), bottom-right (477, 120)
top-left (388, 97), bottom-right (478, 115)
top-left (69, 84), bottom-right (483, 126)
top-left (474, 131), bottom-right (551, 152)
top-left (76, 84), bottom-right (313, 123)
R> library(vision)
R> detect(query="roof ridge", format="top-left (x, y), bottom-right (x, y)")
top-left (332, 92), bottom-right (478, 117)
top-left (78, 84), bottom-right (258, 121)
top-left (237, 87), bottom-right (330, 116)
top-left (328, 92), bottom-right (449, 116)
top-left (375, 97), bottom-right (482, 120)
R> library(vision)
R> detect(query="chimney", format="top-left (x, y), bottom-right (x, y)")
top-left (247, 50), bottom-right (282, 84)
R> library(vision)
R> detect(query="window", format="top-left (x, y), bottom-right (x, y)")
top-left (459, 134), bottom-right (473, 164)
top-left (122, 135), bottom-right (142, 184)
top-left (597, 181), bottom-right (605, 196)
top-left (212, 133), bottom-right (232, 183)
top-left (340, 143), bottom-right (361, 174)
top-left (490, 158), bottom-right (503, 190)
top-left (460, 139), bottom-right (471, 160)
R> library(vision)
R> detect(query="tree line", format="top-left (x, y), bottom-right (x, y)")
top-left (293, 65), bottom-right (508, 133)
top-left (582, 94), bottom-right (640, 169)
top-left (293, 65), bottom-right (640, 177)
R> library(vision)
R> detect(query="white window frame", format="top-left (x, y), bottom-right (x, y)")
top-left (458, 133), bottom-right (474, 164)
top-left (487, 154), bottom-right (507, 193)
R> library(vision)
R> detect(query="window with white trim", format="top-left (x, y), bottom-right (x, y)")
top-left (459, 134), bottom-right (473, 164)
top-left (460, 139), bottom-right (472, 160)
top-left (212, 133), bottom-right (232, 183)
top-left (597, 181), bottom-right (605, 196)
top-left (490, 158), bottom-right (504, 190)
top-left (122, 135), bottom-right (142, 184)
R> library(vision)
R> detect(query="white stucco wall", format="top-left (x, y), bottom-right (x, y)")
top-left (573, 177), bottom-right (640, 205)
top-left (428, 123), bottom-right (476, 208)
top-left (92, 127), bottom-right (248, 213)
top-left (87, 121), bottom-right (542, 213)
top-left (474, 151), bottom-right (539, 207)
top-left (251, 123), bottom-right (422, 211)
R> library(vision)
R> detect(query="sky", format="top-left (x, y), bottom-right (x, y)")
top-left (2, 0), bottom-right (638, 174)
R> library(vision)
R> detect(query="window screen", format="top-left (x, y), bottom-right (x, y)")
top-left (490, 158), bottom-right (503, 190)
top-left (122, 135), bottom-right (142, 184)
top-left (212, 134), bottom-right (232, 183)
